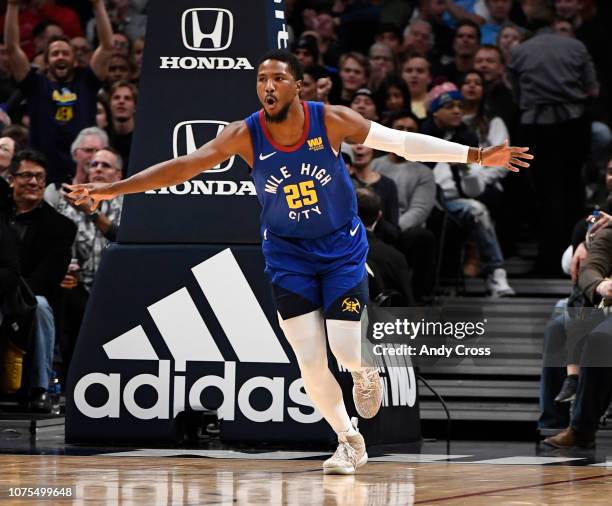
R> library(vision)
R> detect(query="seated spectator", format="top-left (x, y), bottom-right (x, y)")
top-left (543, 225), bottom-right (612, 448)
top-left (356, 187), bottom-right (415, 306)
top-left (496, 22), bottom-right (522, 63)
top-left (0, 42), bottom-right (18, 103)
top-left (337, 52), bottom-right (369, 106)
top-left (368, 42), bottom-right (395, 90)
top-left (422, 83), bottom-right (514, 296)
top-left (0, 136), bottom-right (16, 210)
top-left (106, 54), bottom-right (131, 87)
top-left (301, 9), bottom-right (342, 68)
top-left (371, 110), bottom-right (437, 302)
top-left (96, 98), bottom-right (110, 130)
top-left (375, 23), bottom-right (403, 58)
top-left (473, 44), bottom-right (518, 139)
top-left (110, 32), bottom-right (130, 58)
top-left (70, 36), bottom-right (92, 69)
top-left (300, 66), bottom-right (332, 104)
top-left (3, 0), bottom-right (113, 186)
top-left (350, 144), bottom-right (400, 245)
top-left (375, 74), bottom-right (412, 122)
top-left (400, 54), bottom-right (432, 119)
top-left (436, 20), bottom-right (480, 84)
top-left (2, 149), bottom-right (76, 412)
top-left (44, 126), bottom-right (108, 207)
top-left (443, 0), bottom-right (487, 28)
top-left (415, 0), bottom-right (455, 61)
top-left (106, 81), bottom-right (136, 174)
top-left (350, 88), bottom-right (379, 121)
top-left (58, 147), bottom-right (123, 373)
top-left (98, 0), bottom-right (147, 43)
top-left (32, 20), bottom-right (63, 56)
top-left (481, 0), bottom-right (513, 44)
top-left (2, 124), bottom-right (29, 152)
top-left (401, 19), bottom-right (434, 58)
top-left (293, 34), bottom-right (320, 70)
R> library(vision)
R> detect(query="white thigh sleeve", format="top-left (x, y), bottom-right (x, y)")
top-left (363, 121), bottom-right (470, 163)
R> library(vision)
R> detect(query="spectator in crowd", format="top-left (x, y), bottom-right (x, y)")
top-left (356, 187), bottom-right (416, 306)
top-left (496, 22), bottom-right (522, 63)
top-left (375, 23), bottom-right (402, 58)
top-left (350, 143), bottom-right (400, 245)
top-left (0, 0), bottom-right (84, 60)
top-left (3, 0), bottom-right (113, 186)
top-left (481, 0), bottom-right (514, 44)
top-left (402, 19), bottom-right (434, 57)
top-left (293, 34), bottom-right (319, 70)
top-left (301, 8), bottom-right (341, 68)
top-left (375, 74), bottom-right (412, 121)
top-left (338, 52), bottom-right (369, 106)
top-left (507, 7), bottom-right (598, 275)
top-left (106, 80), bottom-right (136, 174)
top-left (543, 224), bottom-right (612, 448)
top-left (422, 82), bottom-right (514, 296)
top-left (70, 36), bottom-right (92, 70)
top-left (106, 54), bottom-right (131, 86)
top-left (401, 54), bottom-right (432, 119)
top-left (1, 124), bottom-right (28, 153)
top-left (130, 37), bottom-right (144, 83)
top-left (371, 110), bottom-right (437, 302)
top-left (2, 149), bottom-right (75, 412)
top-left (96, 97), bottom-right (109, 130)
top-left (44, 126), bottom-right (107, 208)
top-left (473, 44), bottom-right (517, 139)
top-left (437, 20), bottom-right (480, 84)
top-left (368, 42), bottom-right (395, 90)
top-left (300, 66), bottom-right (332, 104)
top-left (0, 136), bottom-right (16, 180)
top-left (58, 147), bottom-right (122, 373)
top-left (552, 17), bottom-right (574, 36)
top-left (32, 20), bottom-right (63, 56)
top-left (415, 0), bottom-right (454, 60)
top-left (350, 87), bottom-right (379, 121)
top-left (110, 32), bottom-right (130, 58)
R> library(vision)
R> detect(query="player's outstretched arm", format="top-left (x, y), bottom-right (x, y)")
top-left (67, 121), bottom-right (251, 211)
top-left (325, 105), bottom-right (532, 172)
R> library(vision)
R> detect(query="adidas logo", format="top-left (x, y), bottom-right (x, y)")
top-left (74, 249), bottom-right (322, 423)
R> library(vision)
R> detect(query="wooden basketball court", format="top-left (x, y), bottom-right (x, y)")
top-left (2, 454), bottom-right (612, 504)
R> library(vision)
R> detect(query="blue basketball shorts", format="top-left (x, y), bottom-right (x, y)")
top-left (261, 216), bottom-right (369, 321)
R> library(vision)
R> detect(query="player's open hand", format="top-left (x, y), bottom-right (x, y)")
top-left (482, 140), bottom-right (533, 172)
top-left (65, 182), bottom-right (117, 212)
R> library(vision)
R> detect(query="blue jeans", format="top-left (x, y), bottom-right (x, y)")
top-left (445, 198), bottom-right (504, 276)
top-left (29, 296), bottom-right (55, 391)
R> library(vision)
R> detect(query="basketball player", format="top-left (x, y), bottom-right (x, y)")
top-left (67, 50), bottom-right (532, 474)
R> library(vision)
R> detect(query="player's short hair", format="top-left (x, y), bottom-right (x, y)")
top-left (356, 187), bottom-right (382, 227)
top-left (10, 149), bottom-right (48, 175)
top-left (257, 50), bottom-right (303, 81)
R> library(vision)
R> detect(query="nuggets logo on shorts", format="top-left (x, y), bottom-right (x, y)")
top-left (341, 297), bottom-right (361, 314)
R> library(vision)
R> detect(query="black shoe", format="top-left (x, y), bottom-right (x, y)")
top-left (554, 375), bottom-right (578, 404)
top-left (28, 392), bottom-right (53, 413)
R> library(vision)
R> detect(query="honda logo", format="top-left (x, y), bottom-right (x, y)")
top-left (172, 121), bottom-right (235, 173)
top-left (181, 8), bottom-right (233, 51)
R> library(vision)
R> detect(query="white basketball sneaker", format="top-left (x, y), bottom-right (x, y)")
top-left (351, 367), bottom-right (383, 419)
top-left (323, 418), bottom-right (367, 475)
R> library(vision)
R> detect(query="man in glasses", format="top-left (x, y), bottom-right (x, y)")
top-left (57, 147), bottom-right (123, 374)
top-left (2, 149), bottom-right (76, 412)
top-left (44, 126), bottom-right (108, 209)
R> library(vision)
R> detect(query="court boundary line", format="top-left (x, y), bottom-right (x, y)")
top-left (414, 471), bottom-right (612, 504)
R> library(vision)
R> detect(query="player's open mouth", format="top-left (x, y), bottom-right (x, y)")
top-left (265, 96), bottom-right (277, 107)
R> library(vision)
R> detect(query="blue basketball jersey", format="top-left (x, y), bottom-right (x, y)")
top-left (245, 101), bottom-right (357, 239)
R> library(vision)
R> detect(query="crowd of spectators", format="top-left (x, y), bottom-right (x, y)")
top-left (0, 0), bottom-right (142, 412)
top-left (0, 0), bottom-right (610, 444)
